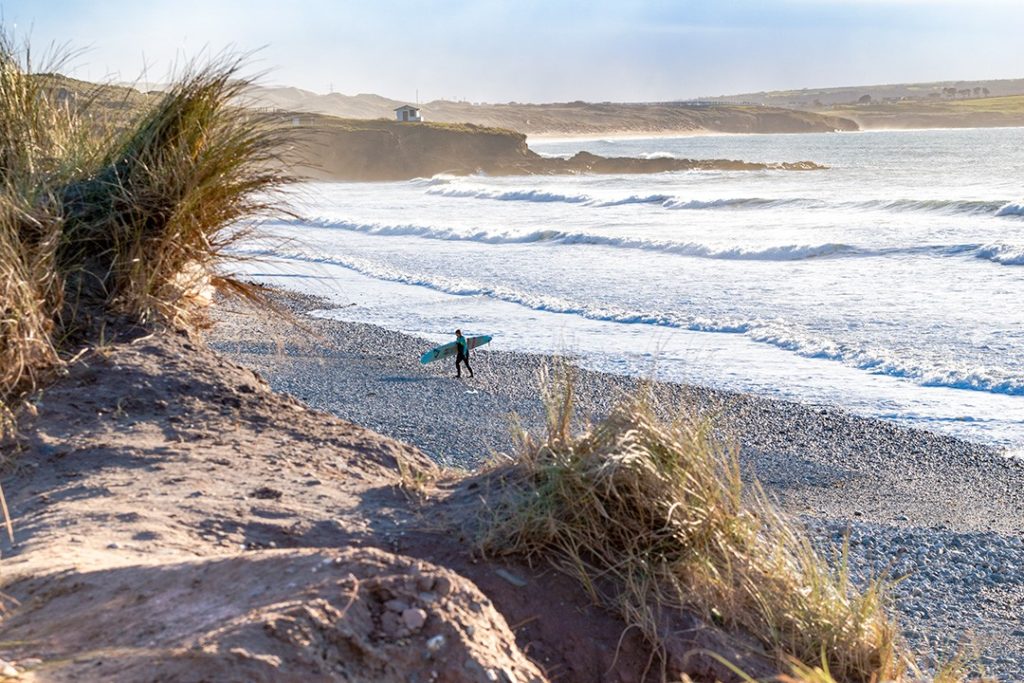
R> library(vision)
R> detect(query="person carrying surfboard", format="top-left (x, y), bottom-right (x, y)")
top-left (418, 332), bottom-right (491, 370)
top-left (455, 329), bottom-right (474, 378)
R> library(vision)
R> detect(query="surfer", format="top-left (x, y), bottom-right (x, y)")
top-left (455, 329), bottom-right (474, 378)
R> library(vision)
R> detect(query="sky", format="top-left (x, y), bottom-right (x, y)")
top-left (3, 0), bottom-right (1024, 103)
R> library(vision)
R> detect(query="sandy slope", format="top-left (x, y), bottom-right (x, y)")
top-left (0, 327), bottom-right (760, 682)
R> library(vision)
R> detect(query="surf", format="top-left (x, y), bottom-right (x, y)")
top-left (283, 217), bottom-right (864, 261)
top-left (424, 184), bottom-right (1022, 218)
top-left (273, 218), bottom-right (1024, 266)
top-left (232, 246), bottom-right (1024, 398)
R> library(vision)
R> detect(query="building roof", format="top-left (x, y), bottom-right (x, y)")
top-left (394, 104), bottom-right (420, 112)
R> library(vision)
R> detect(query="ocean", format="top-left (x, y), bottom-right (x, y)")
top-left (230, 126), bottom-right (1024, 452)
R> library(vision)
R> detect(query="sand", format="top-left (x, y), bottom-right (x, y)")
top-left (0, 314), bottom-right (749, 682)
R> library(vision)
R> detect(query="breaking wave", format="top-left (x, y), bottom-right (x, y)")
top-left (285, 218), bottom-right (859, 260)
top-left (975, 243), bottom-right (1024, 266)
top-left (995, 201), bottom-right (1024, 217)
top-left (424, 185), bottom-right (1021, 217)
top-left (234, 246), bottom-right (1024, 397)
top-left (278, 218), bottom-right (1024, 265)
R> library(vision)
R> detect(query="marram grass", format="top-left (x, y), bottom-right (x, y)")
top-left (0, 31), bottom-right (292, 434)
top-left (481, 365), bottom-right (908, 682)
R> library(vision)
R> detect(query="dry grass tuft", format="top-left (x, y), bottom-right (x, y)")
top-left (481, 365), bottom-right (904, 682)
top-left (0, 31), bottom-right (293, 434)
top-left (58, 57), bottom-right (293, 328)
top-left (0, 34), bottom-right (76, 410)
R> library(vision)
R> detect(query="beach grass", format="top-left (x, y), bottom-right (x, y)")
top-left (0, 31), bottom-right (292, 435)
top-left (481, 364), bottom-right (907, 682)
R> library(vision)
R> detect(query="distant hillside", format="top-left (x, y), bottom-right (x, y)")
top-left (821, 94), bottom-right (1024, 130)
top-left (239, 85), bottom-right (857, 136)
top-left (706, 77), bottom-right (1024, 108)
top-left (706, 77), bottom-right (1024, 130)
top-left (35, 72), bottom-right (156, 122)
top-left (31, 75), bottom-right (825, 182)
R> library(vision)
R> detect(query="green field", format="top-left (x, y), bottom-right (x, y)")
top-left (820, 94), bottom-right (1024, 128)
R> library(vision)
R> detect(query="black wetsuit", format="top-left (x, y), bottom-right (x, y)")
top-left (456, 336), bottom-right (473, 378)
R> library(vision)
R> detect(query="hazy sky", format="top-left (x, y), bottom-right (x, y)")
top-left (4, 0), bottom-right (1024, 102)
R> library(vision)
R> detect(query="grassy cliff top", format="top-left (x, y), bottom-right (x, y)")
top-left (291, 113), bottom-right (523, 137)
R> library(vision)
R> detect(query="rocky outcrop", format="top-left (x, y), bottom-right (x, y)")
top-left (541, 151), bottom-right (824, 174)
top-left (290, 116), bottom-right (826, 182)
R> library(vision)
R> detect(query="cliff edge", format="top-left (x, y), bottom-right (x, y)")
top-left (291, 116), bottom-right (826, 182)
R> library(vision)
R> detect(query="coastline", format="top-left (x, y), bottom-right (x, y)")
top-left (523, 121), bottom-right (1024, 142)
top-left (8, 46), bottom-right (1023, 680)
top-left (526, 128), bottom-right (853, 143)
top-left (209, 287), bottom-right (1024, 675)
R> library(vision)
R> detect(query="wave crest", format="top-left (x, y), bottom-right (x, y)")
top-left (287, 218), bottom-right (857, 261)
top-left (425, 185), bottom-right (1021, 218)
top-left (976, 243), bottom-right (1024, 266)
top-left (996, 201), bottom-right (1024, 217)
top-left (234, 246), bottom-right (1024, 396)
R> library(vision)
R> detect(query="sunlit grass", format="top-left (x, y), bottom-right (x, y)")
top-left (0, 31), bottom-right (293, 435)
top-left (481, 365), bottom-right (908, 682)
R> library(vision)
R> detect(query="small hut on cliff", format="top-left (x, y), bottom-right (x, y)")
top-left (394, 105), bottom-right (423, 122)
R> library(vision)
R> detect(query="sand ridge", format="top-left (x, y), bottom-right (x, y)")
top-left (0, 326), bottom-right (755, 681)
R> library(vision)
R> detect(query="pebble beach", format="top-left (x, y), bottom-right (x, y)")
top-left (209, 289), bottom-right (1024, 678)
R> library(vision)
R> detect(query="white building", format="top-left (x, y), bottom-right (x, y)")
top-left (394, 105), bottom-right (423, 122)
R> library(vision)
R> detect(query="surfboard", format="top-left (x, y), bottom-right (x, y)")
top-left (420, 335), bottom-right (492, 365)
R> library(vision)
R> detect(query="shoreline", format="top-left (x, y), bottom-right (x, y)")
top-left (527, 123), bottom-right (1024, 143)
top-left (209, 287), bottom-right (1021, 519)
top-left (208, 286), bottom-right (1024, 676)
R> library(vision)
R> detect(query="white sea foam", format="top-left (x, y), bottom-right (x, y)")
top-left (975, 243), bottom-right (1024, 266)
top-left (233, 246), bottom-right (1024, 397)
top-left (287, 218), bottom-right (860, 260)
top-left (408, 176), bottom-right (456, 187)
top-left (427, 187), bottom-right (592, 203)
top-left (279, 217), bottom-right (1009, 264)
top-left (426, 185), bottom-right (1014, 217)
top-left (995, 201), bottom-right (1024, 217)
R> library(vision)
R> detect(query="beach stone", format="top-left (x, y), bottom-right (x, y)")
top-left (402, 607), bottom-right (427, 631)
top-left (434, 576), bottom-right (452, 596)
top-left (426, 634), bottom-right (446, 652)
top-left (251, 486), bottom-right (282, 500)
top-left (380, 611), bottom-right (403, 638)
top-left (385, 599), bottom-right (410, 613)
